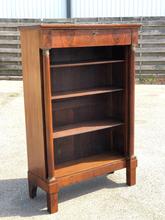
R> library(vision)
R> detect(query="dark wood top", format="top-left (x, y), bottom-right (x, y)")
top-left (20, 23), bottom-right (141, 30)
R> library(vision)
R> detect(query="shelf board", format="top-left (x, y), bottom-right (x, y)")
top-left (50, 59), bottom-right (124, 68)
top-left (53, 119), bottom-right (123, 139)
top-left (52, 87), bottom-right (123, 100)
top-left (54, 153), bottom-right (126, 187)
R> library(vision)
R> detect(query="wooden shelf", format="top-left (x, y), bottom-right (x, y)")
top-left (52, 87), bottom-right (123, 100)
top-left (50, 59), bottom-right (124, 68)
top-left (53, 119), bottom-right (123, 139)
top-left (54, 153), bottom-right (126, 181)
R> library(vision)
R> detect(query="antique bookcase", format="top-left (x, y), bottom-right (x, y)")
top-left (20, 24), bottom-right (140, 214)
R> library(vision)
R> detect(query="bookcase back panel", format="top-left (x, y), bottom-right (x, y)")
top-left (51, 64), bottom-right (124, 95)
top-left (51, 65), bottom-right (110, 93)
top-left (111, 63), bottom-right (124, 87)
top-left (106, 92), bottom-right (124, 120)
top-left (50, 46), bottom-right (125, 64)
top-left (113, 127), bottom-right (125, 155)
top-left (54, 129), bottom-right (110, 165)
top-left (54, 127), bottom-right (124, 165)
top-left (52, 93), bottom-right (123, 128)
top-left (52, 95), bottom-right (107, 127)
top-left (50, 46), bottom-right (125, 94)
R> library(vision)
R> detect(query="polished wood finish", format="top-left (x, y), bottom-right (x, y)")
top-left (41, 29), bottom-right (132, 48)
top-left (52, 87), bottom-right (123, 100)
top-left (53, 119), bottom-right (123, 139)
top-left (128, 45), bottom-right (136, 157)
top-left (126, 157), bottom-right (137, 186)
top-left (20, 24), bottom-right (140, 214)
top-left (28, 171), bottom-right (58, 194)
top-left (42, 49), bottom-right (55, 180)
top-left (55, 153), bottom-right (126, 187)
top-left (40, 23), bottom-right (141, 29)
top-left (20, 29), bottom-right (46, 179)
top-left (47, 193), bottom-right (58, 213)
top-left (50, 59), bottom-right (124, 68)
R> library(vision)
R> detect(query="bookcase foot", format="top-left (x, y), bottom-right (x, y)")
top-left (126, 157), bottom-right (137, 186)
top-left (28, 180), bottom-right (37, 198)
top-left (47, 192), bottom-right (58, 214)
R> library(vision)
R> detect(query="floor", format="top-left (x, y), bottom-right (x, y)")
top-left (0, 81), bottom-right (165, 220)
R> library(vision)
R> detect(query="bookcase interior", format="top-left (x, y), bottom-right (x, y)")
top-left (54, 127), bottom-right (125, 166)
top-left (50, 45), bottom-right (126, 167)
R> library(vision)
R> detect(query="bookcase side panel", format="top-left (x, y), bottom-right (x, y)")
top-left (20, 29), bottom-right (46, 179)
top-left (127, 44), bottom-right (135, 157)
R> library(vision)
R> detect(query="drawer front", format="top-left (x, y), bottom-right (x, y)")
top-left (41, 29), bottom-right (132, 48)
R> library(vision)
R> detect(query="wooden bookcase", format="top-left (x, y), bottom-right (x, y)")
top-left (20, 24), bottom-right (140, 214)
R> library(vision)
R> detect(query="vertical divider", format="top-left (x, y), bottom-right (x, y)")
top-left (123, 46), bottom-right (129, 156)
top-left (42, 48), bottom-right (55, 180)
top-left (128, 44), bottom-right (135, 157)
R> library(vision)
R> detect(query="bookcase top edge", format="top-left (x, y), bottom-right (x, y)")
top-left (19, 23), bottom-right (141, 30)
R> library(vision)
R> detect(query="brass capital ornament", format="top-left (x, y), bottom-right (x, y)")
top-left (42, 49), bottom-right (50, 56)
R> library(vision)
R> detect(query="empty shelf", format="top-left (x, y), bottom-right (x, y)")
top-left (50, 59), bottom-right (125, 68)
top-left (53, 119), bottom-right (123, 139)
top-left (54, 153), bottom-right (126, 179)
top-left (52, 87), bottom-right (123, 100)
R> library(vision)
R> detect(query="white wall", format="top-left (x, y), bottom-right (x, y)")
top-left (0, 0), bottom-right (66, 19)
top-left (0, 0), bottom-right (164, 19)
top-left (71, 0), bottom-right (165, 17)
